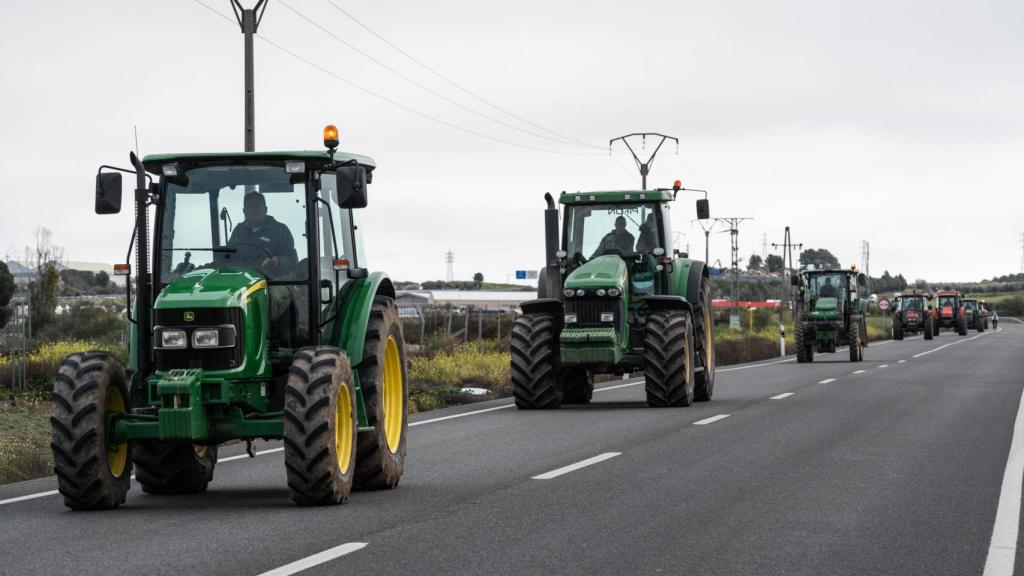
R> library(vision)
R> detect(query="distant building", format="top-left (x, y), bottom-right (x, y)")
top-left (395, 289), bottom-right (537, 315)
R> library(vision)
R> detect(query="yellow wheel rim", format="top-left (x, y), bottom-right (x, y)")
top-left (382, 336), bottom-right (404, 453)
top-left (704, 305), bottom-right (714, 368)
top-left (194, 445), bottom-right (208, 458)
top-left (104, 386), bottom-right (128, 478)
top-left (335, 381), bottom-right (353, 473)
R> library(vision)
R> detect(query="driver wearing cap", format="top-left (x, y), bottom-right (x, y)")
top-left (591, 215), bottom-right (636, 258)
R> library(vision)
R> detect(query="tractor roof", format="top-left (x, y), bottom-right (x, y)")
top-left (936, 290), bottom-right (961, 296)
top-left (559, 190), bottom-right (673, 204)
top-left (896, 289), bottom-right (931, 298)
top-left (802, 267), bottom-right (858, 276)
top-left (142, 150), bottom-right (376, 174)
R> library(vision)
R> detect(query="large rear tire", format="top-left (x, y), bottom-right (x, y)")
top-left (283, 346), bottom-right (358, 506)
top-left (693, 277), bottom-right (716, 402)
top-left (51, 352), bottom-right (132, 510)
top-left (796, 323), bottom-right (814, 363)
top-left (560, 367), bottom-right (594, 404)
top-left (924, 316), bottom-right (934, 340)
top-left (134, 442), bottom-right (217, 494)
top-left (511, 313), bottom-right (563, 409)
top-left (892, 319), bottom-right (903, 341)
top-left (353, 298), bottom-right (408, 491)
top-left (644, 310), bottom-right (695, 407)
top-left (957, 314), bottom-right (968, 336)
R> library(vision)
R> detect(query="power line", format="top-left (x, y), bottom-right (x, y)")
top-left (321, 0), bottom-right (602, 151)
top-left (191, 0), bottom-right (605, 157)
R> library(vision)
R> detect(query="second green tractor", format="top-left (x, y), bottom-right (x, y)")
top-left (793, 267), bottom-right (869, 363)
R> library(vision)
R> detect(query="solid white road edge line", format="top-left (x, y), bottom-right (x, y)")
top-left (982, 376), bottom-right (1024, 576)
top-left (694, 414), bottom-right (730, 425)
top-left (256, 542), bottom-right (367, 576)
top-left (409, 404), bottom-right (514, 427)
top-left (532, 452), bottom-right (622, 480)
top-left (770, 393), bottom-right (794, 400)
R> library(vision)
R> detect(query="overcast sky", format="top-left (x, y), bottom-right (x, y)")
top-left (1, 0), bottom-right (1021, 284)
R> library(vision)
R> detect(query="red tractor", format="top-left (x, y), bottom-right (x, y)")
top-left (891, 290), bottom-right (934, 340)
top-left (932, 290), bottom-right (968, 336)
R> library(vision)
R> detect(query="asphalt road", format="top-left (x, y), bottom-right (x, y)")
top-left (1, 324), bottom-right (1022, 576)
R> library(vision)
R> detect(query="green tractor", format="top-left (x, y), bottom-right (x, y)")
top-left (793, 267), bottom-right (868, 363)
top-left (51, 126), bottom-right (408, 510)
top-left (961, 298), bottom-right (989, 332)
top-left (512, 182), bottom-right (715, 408)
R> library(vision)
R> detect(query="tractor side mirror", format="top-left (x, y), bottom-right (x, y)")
top-left (96, 172), bottom-right (123, 214)
top-left (790, 274), bottom-right (800, 286)
top-left (857, 273), bottom-right (866, 286)
top-left (696, 198), bottom-right (710, 220)
top-left (335, 165), bottom-right (368, 208)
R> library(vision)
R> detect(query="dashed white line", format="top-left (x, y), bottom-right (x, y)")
top-left (256, 542), bottom-right (367, 576)
top-left (409, 404), bottom-right (514, 427)
top-left (982, 371), bottom-right (1024, 575)
top-left (853, 370), bottom-right (866, 374)
top-left (898, 360), bottom-right (907, 364)
top-left (694, 414), bottom-right (730, 425)
top-left (532, 452), bottom-right (621, 480)
top-left (878, 364), bottom-right (889, 368)
top-left (770, 393), bottom-right (794, 400)
top-left (818, 378), bottom-right (837, 384)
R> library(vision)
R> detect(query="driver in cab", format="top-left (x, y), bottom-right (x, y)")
top-left (229, 192), bottom-right (298, 278)
top-left (591, 215), bottom-right (635, 258)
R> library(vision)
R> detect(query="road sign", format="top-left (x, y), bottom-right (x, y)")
top-left (877, 297), bottom-right (891, 313)
top-left (515, 270), bottom-right (527, 280)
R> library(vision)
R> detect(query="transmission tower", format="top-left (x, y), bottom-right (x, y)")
top-left (445, 249), bottom-right (454, 282)
top-left (861, 240), bottom-right (870, 295)
top-left (761, 233), bottom-right (768, 263)
top-left (715, 217), bottom-right (752, 316)
top-left (609, 132), bottom-right (679, 190)
top-left (771, 227), bottom-right (802, 323)
top-left (1019, 232), bottom-right (1024, 274)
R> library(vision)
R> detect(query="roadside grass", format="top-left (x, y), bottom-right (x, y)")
top-left (0, 397), bottom-right (52, 485)
top-left (408, 340), bottom-right (510, 413)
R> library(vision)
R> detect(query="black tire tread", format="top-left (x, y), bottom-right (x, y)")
top-left (693, 277), bottom-right (715, 402)
top-left (644, 311), bottom-right (695, 407)
top-left (133, 441), bottom-right (217, 494)
top-left (511, 314), bottom-right (562, 409)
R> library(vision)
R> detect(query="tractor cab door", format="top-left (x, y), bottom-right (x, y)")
top-left (316, 173), bottom-right (364, 334)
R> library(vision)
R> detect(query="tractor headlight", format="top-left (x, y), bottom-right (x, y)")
top-left (596, 289), bottom-right (606, 297)
top-left (608, 288), bottom-right (621, 297)
top-left (563, 288), bottom-right (575, 298)
top-left (160, 329), bottom-right (187, 349)
top-left (575, 289), bottom-right (585, 297)
top-left (564, 314), bottom-right (578, 324)
top-left (192, 328), bottom-right (220, 348)
top-left (600, 312), bottom-right (615, 323)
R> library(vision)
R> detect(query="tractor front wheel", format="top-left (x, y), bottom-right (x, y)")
top-left (924, 316), bottom-right (934, 340)
top-left (51, 352), bottom-right (132, 510)
top-left (560, 367), bottom-right (594, 404)
top-left (354, 297), bottom-right (408, 491)
top-left (892, 320), bottom-right (903, 341)
top-left (957, 315), bottom-right (968, 336)
top-left (644, 310), bottom-right (695, 407)
top-left (283, 346), bottom-right (358, 506)
top-left (511, 314), bottom-right (562, 409)
top-left (849, 318), bottom-right (864, 362)
top-left (796, 323), bottom-right (814, 363)
top-left (134, 442), bottom-right (217, 494)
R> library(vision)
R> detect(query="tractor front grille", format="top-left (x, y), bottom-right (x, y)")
top-left (154, 308), bottom-right (244, 372)
top-left (566, 297), bottom-right (620, 330)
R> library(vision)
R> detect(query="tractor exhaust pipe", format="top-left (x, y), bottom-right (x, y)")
top-left (543, 193), bottom-right (562, 298)
top-left (130, 151), bottom-right (153, 379)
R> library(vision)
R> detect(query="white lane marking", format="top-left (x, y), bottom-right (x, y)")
top-left (217, 447), bottom-right (284, 463)
top-left (770, 393), bottom-right (794, 400)
top-left (532, 452), bottom-right (621, 480)
top-left (898, 360), bottom-right (906, 364)
top-left (912, 331), bottom-right (989, 358)
top-left (818, 378), bottom-right (837, 384)
top-left (409, 404), bottom-right (514, 427)
top-left (0, 490), bottom-right (59, 505)
top-left (718, 357), bottom-right (796, 372)
top-left (694, 414), bottom-right (730, 425)
top-left (853, 370), bottom-right (866, 374)
top-left (256, 542), bottom-right (367, 576)
top-left (592, 379), bottom-right (643, 392)
top-left (982, 379), bottom-right (1024, 575)
top-left (878, 364), bottom-right (889, 368)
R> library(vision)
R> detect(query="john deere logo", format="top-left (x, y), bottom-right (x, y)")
top-left (183, 311), bottom-right (195, 322)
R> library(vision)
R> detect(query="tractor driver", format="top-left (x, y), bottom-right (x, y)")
top-left (819, 276), bottom-right (837, 298)
top-left (591, 215), bottom-right (636, 258)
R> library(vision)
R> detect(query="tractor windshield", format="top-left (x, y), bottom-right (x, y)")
top-left (938, 296), bottom-right (957, 309)
top-left (806, 273), bottom-right (844, 299)
top-left (900, 297), bottom-right (924, 312)
top-left (158, 164), bottom-right (309, 284)
top-left (964, 301), bottom-right (977, 312)
top-left (564, 203), bottom-right (663, 260)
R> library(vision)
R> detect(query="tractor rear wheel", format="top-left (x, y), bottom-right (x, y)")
top-left (511, 314), bottom-right (562, 409)
top-left (693, 277), bottom-right (716, 402)
top-left (283, 346), bottom-right (358, 506)
top-left (354, 297), bottom-right (408, 491)
top-left (134, 442), bottom-right (217, 494)
top-left (796, 323), bottom-right (814, 363)
top-left (644, 310), bottom-right (695, 407)
top-left (957, 315), bottom-right (968, 336)
top-left (560, 367), bottom-right (593, 404)
top-left (892, 320), bottom-right (903, 341)
top-left (924, 316), bottom-right (934, 340)
top-left (849, 318), bottom-right (863, 362)
top-left (51, 351), bottom-right (132, 510)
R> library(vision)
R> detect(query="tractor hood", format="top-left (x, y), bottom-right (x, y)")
top-left (564, 255), bottom-right (628, 291)
top-left (155, 268), bottom-right (266, 309)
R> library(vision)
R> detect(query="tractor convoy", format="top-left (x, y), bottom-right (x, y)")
top-left (53, 127), bottom-right (408, 510)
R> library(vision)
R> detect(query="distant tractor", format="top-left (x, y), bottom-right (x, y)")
top-left (51, 126), bottom-right (409, 510)
top-left (891, 290), bottom-right (934, 340)
top-left (793, 267), bottom-right (868, 363)
top-left (933, 290), bottom-right (968, 336)
top-left (961, 298), bottom-right (988, 332)
top-left (512, 182), bottom-right (716, 408)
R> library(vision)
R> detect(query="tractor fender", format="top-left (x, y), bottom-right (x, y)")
top-left (329, 271), bottom-right (396, 368)
top-left (670, 258), bottom-right (709, 307)
top-left (520, 298), bottom-right (564, 317)
top-left (644, 295), bottom-right (694, 314)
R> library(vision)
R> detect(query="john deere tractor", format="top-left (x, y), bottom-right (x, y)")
top-left (793, 267), bottom-right (868, 363)
top-left (891, 289), bottom-right (934, 340)
top-left (961, 298), bottom-right (988, 332)
top-left (512, 182), bottom-right (715, 408)
top-left (51, 126), bottom-right (408, 510)
top-left (933, 290), bottom-right (968, 336)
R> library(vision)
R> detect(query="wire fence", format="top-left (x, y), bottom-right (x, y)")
top-left (399, 305), bottom-right (518, 346)
top-left (1, 297), bottom-right (31, 392)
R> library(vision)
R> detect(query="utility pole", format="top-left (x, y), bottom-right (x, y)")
top-left (693, 219), bottom-right (715, 267)
top-left (609, 132), bottom-right (679, 190)
top-left (861, 240), bottom-right (871, 295)
top-left (1019, 232), bottom-right (1024, 274)
top-left (762, 233), bottom-right (768, 263)
top-left (445, 250), bottom-right (454, 282)
top-left (231, 0), bottom-right (269, 152)
top-left (771, 226), bottom-right (802, 324)
top-left (715, 217), bottom-right (752, 321)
